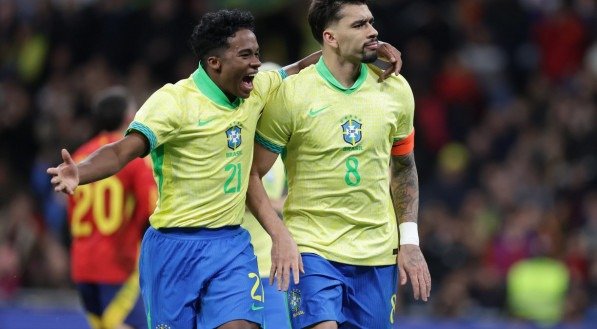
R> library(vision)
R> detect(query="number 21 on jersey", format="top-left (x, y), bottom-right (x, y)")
top-left (224, 163), bottom-right (242, 194)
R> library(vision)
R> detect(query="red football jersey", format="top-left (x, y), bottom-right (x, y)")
top-left (68, 132), bottom-right (156, 283)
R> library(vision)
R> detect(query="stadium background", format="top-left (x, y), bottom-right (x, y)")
top-left (0, 0), bottom-right (595, 328)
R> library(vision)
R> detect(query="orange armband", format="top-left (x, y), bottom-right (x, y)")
top-left (391, 131), bottom-right (415, 156)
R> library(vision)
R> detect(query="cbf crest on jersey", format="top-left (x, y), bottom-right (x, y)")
top-left (341, 116), bottom-right (362, 146)
top-left (226, 125), bottom-right (242, 150)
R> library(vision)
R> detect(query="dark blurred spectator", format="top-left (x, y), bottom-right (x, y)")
top-left (0, 190), bottom-right (69, 299)
top-left (0, 80), bottom-right (38, 181)
top-left (434, 52), bottom-right (484, 141)
top-left (0, 242), bottom-right (20, 300)
top-left (533, 4), bottom-right (588, 82)
top-left (422, 142), bottom-right (472, 212)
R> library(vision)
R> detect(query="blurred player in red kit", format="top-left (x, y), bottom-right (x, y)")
top-left (67, 87), bottom-right (156, 329)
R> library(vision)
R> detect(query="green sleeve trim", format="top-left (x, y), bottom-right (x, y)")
top-left (126, 121), bottom-right (157, 153)
top-left (255, 133), bottom-right (284, 154)
top-left (278, 68), bottom-right (289, 80)
top-left (150, 145), bottom-right (164, 196)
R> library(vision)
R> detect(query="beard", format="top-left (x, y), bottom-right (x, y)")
top-left (362, 51), bottom-right (378, 63)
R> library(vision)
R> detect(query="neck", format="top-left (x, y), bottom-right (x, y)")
top-left (205, 68), bottom-right (237, 102)
top-left (321, 49), bottom-right (362, 88)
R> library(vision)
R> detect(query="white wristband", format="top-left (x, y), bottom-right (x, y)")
top-left (399, 222), bottom-right (419, 246)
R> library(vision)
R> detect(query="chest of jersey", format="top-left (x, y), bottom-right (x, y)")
top-left (287, 86), bottom-right (403, 156)
top-left (172, 95), bottom-right (261, 164)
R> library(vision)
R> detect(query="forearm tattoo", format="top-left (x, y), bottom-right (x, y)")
top-left (390, 153), bottom-right (419, 223)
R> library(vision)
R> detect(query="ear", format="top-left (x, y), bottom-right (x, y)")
top-left (206, 56), bottom-right (221, 71)
top-left (323, 29), bottom-right (338, 49)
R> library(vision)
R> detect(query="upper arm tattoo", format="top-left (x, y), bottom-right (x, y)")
top-left (390, 153), bottom-right (419, 223)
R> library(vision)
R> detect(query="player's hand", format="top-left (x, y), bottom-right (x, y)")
top-left (376, 41), bottom-right (402, 81)
top-left (46, 149), bottom-right (80, 195)
top-left (269, 227), bottom-right (303, 291)
top-left (397, 244), bottom-right (431, 302)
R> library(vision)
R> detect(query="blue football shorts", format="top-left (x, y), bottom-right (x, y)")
top-left (77, 280), bottom-right (145, 329)
top-left (262, 279), bottom-right (291, 329)
top-left (139, 226), bottom-right (264, 328)
top-left (287, 253), bottom-right (398, 329)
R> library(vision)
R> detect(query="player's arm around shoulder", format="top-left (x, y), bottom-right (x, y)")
top-left (367, 62), bottom-right (410, 85)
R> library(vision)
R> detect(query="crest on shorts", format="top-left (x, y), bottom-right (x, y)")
top-left (288, 288), bottom-right (305, 318)
top-left (341, 118), bottom-right (362, 146)
top-left (226, 125), bottom-right (242, 150)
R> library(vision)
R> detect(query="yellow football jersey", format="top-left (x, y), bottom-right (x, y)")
top-left (256, 58), bottom-right (414, 266)
top-left (127, 65), bottom-right (282, 228)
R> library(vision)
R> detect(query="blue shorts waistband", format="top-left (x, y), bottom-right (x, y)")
top-left (152, 225), bottom-right (242, 238)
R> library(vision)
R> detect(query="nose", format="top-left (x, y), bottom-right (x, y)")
top-left (251, 55), bottom-right (261, 68)
top-left (368, 23), bottom-right (378, 39)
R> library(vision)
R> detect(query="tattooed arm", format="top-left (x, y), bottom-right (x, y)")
top-left (390, 152), bottom-right (431, 301)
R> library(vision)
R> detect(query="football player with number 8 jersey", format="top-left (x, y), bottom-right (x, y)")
top-left (247, 1), bottom-right (432, 328)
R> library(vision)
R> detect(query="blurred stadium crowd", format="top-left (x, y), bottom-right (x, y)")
top-left (0, 0), bottom-right (596, 326)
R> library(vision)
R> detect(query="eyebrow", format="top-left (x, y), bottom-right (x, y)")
top-left (237, 47), bottom-right (259, 54)
top-left (350, 17), bottom-right (373, 27)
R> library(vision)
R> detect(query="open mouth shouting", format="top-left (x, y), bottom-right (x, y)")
top-left (239, 72), bottom-right (257, 96)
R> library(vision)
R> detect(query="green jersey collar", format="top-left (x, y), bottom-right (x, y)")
top-left (191, 64), bottom-right (242, 110)
top-left (315, 57), bottom-right (368, 94)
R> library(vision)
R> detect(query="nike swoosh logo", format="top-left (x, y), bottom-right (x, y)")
top-left (251, 304), bottom-right (264, 311)
top-left (197, 117), bottom-right (216, 126)
top-left (308, 106), bottom-right (330, 117)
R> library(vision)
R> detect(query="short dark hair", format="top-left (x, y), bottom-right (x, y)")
top-left (308, 0), bottom-right (368, 44)
top-left (92, 87), bottom-right (130, 133)
top-left (189, 9), bottom-right (255, 65)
